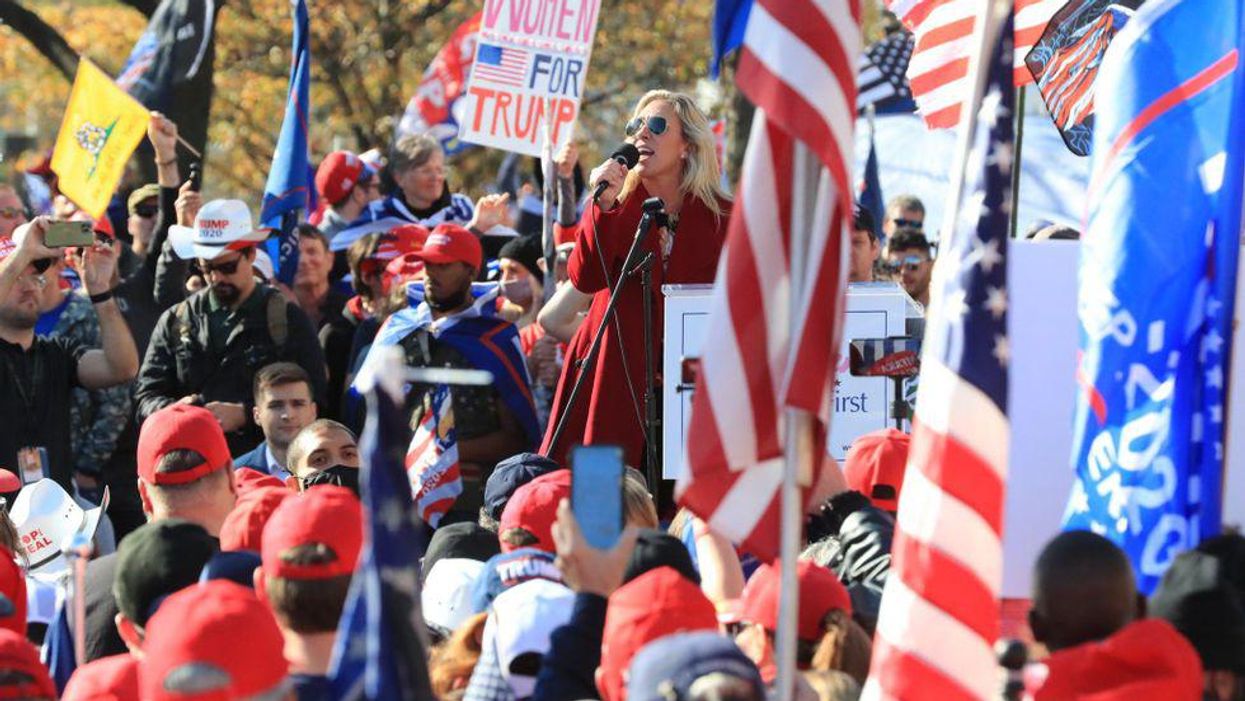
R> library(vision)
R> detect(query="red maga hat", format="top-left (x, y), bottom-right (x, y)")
top-left (414, 223), bottom-right (483, 271)
top-left (137, 405), bottom-right (231, 486)
top-left (262, 485), bottom-right (363, 580)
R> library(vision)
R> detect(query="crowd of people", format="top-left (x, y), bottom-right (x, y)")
top-left (0, 86), bottom-right (1239, 701)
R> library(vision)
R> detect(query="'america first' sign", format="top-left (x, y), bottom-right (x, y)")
top-left (459, 0), bottom-right (601, 157)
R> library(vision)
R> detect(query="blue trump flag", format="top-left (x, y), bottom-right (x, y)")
top-left (329, 347), bottom-right (434, 700)
top-left (1065, 0), bottom-right (1245, 593)
top-left (260, 0), bottom-right (312, 285)
top-left (710, 0), bottom-right (752, 79)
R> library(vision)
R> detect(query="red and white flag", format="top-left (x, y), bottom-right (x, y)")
top-left (676, 0), bottom-right (859, 560)
top-left (886, 0), bottom-right (1060, 128)
top-left (407, 385), bottom-right (461, 527)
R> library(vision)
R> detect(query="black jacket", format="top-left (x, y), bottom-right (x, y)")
top-left (134, 284), bottom-right (327, 454)
top-left (803, 491), bottom-right (894, 636)
top-left (532, 593), bottom-right (607, 701)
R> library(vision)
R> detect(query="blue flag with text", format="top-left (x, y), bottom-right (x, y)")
top-left (1065, 0), bottom-right (1245, 594)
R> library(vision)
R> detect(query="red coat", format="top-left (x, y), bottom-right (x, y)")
top-left (541, 186), bottom-right (731, 468)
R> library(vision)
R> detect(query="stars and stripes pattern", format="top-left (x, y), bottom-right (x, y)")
top-left (885, 0), bottom-right (1058, 128)
top-left (678, 0), bottom-right (858, 560)
top-left (857, 31), bottom-right (916, 114)
top-left (862, 2), bottom-right (1014, 699)
top-left (407, 384), bottom-right (462, 527)
top-left (473, 44), bottom-right (530, 88)
top-left (330, 347), bottom-right (433, 700)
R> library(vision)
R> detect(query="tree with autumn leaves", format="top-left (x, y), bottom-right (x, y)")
top-left (1, 0), bottom-right (731, 203)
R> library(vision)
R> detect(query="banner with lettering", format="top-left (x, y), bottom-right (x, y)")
top-left (459, 0), bottom-right (602, 157)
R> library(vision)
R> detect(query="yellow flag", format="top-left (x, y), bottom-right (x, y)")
top-left (50, 59), bottom-right (152, 219)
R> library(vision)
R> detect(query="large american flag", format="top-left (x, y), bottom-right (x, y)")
top-left (862, 2), bottom-right (1014, 699)
top-left (407, 384), bottom-right (461, 527)
top-left (887, 0), bottom-right (1060, 128)
top-left (677, 0), bottom-right (858, 559)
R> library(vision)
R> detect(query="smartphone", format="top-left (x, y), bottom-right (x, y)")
top-left (44, 221), bottom-right (94, 248)
top-left (187, 162), bottom-right (202, 191)
top-left (570, 444), bottom-right (625, 550)
top-left (848, 336), bottom-right (922, 378)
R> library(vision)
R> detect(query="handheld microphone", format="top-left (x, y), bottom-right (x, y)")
top-left (592, 143), bottom-right (641, 203)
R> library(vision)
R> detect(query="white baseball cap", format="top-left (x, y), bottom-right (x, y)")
top-left (491, 578), bottom-right (575, 698)
top-left (422, 558), bottom-right (487, 636)
top-left (10, 479), bottom-right (108, 582)
top-left (169, 199), bottom-right (269, 261)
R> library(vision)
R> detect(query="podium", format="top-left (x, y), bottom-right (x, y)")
top-left (661, 282), bottom-right (923, 481)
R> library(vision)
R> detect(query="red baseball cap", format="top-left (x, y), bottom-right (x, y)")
top-left (382, 252), bottom-right (426, 295)
top-left (141, 580), bottom-right (287, 701)
top-left (137, 405), bottom-right (232, 486)
top-left (414, 223), bottom-right (482, 271)
top-left (599, 567), bottom-right (719, 701)
top-left (0, 629), bottom-right (56, 700)
top-left (232, 467), bottom-right (287, 496)
top-left (740, 559), bottom-right (852, 642)
top-left (844, 428), bottom-right (910, 512)
top-left (315, 150), bottom-right (376, 206)
top-left (499, 469), bottom-right (571, 553)
top-left (262, 485), bottom-right (362, 580)
top-left (0, 547), bottom-right (26, 638)
top-left (62, 653), bottom-right (138, 701)
top-left (375, 224), bottom-right (430, 261)
top-left (219, 486), bottom-right (292, 553)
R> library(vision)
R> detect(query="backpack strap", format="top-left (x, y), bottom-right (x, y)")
top-left (174, 300), bottom-right (192, 347)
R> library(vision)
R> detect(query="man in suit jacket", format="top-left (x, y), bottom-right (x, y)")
top-left (234, 362), bottom-right (317, 481)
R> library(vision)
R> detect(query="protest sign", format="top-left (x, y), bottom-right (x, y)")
top-left (459, 0), bottom-right (602, 157)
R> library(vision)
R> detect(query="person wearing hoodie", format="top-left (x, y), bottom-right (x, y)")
top-left (1025, 531), bottom-right (1203, 699)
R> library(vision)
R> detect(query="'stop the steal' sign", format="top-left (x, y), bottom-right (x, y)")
top-left (460, 0), bottom-right (602, 157)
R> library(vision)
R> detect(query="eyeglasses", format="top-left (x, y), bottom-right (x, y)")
top-left (132, 203), bottom-right (158, 218)
top-left (891, 218), bottom-right (923, 230)
top-left (30, 257), bottom-right (55, 275)
top-left (0, 207), bottom-right (24, 219)
top-left (199, 255), bottom-right (244, 276)
top-left (625, 115), bottom-right (669, 137)
top-left (885, 254), bottom-right (927, 273)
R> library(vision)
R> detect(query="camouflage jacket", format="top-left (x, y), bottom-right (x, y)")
top-left (40, 291), bottom-right (132, 476)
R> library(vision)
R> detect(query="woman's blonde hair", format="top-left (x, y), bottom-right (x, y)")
top-left (618, 90), bottom-right (729, 217)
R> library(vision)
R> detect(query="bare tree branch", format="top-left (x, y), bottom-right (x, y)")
top-left (0, 0), bottom-right (79, 79)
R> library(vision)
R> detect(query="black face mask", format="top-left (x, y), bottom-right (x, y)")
top-left (301, 465), bottom-right (360, 496)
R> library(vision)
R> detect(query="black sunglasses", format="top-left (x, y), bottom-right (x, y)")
top-left (891, 217), bottom-right (923, 230)
top-left (625, 115), bottom-right (668, 137)
top-left (30, 258), bottom-right (55, 274)
top-left (199, 255), bottom-right (244, 276)
top-left (133, 204), bottom-right (158, 218)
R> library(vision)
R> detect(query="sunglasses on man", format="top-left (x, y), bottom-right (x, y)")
top-left (884, 254), bottom-right (927, 273)
top-left (132, 203), bottom-right (158, 219)
top-left (192, 254), bottom-right (245, 277)
top-left (625, 115), bottom-right (668, 137)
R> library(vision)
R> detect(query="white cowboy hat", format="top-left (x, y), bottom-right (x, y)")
top-left (10, 479), bottom-right (109, 582)
top-left (168, 199), bottom-right (270, 261)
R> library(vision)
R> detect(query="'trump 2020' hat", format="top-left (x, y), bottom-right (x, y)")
top-left (168, 199), bottom-right (269, 261)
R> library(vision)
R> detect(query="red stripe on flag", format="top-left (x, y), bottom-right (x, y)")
top-left (920, 16), bottom-right (975, 50)
top-left (907, 423), bottom-right (1005, 535)
top-left (891, 531), bottom-right (999, 642)
top-left (908, 56), bottom-right (970, 96)
top-left (869, 637), bottom-right (983, 701)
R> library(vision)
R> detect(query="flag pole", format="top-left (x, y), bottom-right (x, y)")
top-left (777, 139), bottom-right (819, 701)
top-left (541, 96), bottom-right (558, 305)
top-left (1008, 85), bottom-right (1026, 238)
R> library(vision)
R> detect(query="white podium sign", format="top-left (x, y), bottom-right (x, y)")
top-left (661, 282), bottom-right (919, 480)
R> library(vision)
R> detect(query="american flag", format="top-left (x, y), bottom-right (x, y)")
top-left (861, 2), bottom-right (1014, 699)
top-left (857, 31), bottom-right (916, 114)
top-left (677, 0), bottom-right (858, 560)
top-left (886, 0), bottom-right (1059, 128)
top-left (116, 27), bottom-right (158, 92)
top-left (329, 347), bottom-right (433, 701)
top-left (473, 44), bottom-right (530, 88)
top-left (407, 384), bottom-right (461, 527)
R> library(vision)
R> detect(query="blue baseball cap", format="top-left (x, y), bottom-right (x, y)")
top-left (483, 453), bottom-right (560, 521)
top-left (626, 631), bottom-right (765, 701)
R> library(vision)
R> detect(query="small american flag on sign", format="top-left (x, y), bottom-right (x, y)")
top-left (406, 385), bottom-right (462, 527)
top-left (474, 44), bottom-right (530, 88)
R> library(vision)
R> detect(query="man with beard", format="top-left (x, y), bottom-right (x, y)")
top-left (134, 200), bottom-right (327, 456)
top-left (0, 219), bottom-right (139, 490)
top-left (358, 224), bottom-right (538, 518)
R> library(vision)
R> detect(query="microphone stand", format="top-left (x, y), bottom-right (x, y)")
top-left (637, 253), bottom-right (660, 503)
top-left (546, 197), bottom-right (666, 460)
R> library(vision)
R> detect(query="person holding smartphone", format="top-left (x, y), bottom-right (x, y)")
top-left (0, 219), bottom-right (139, 492)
